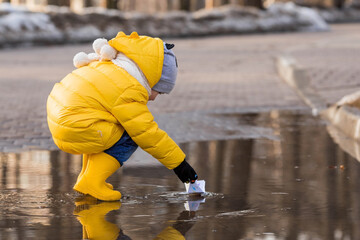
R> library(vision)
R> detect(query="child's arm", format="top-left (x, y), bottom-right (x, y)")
top-left (111, 85), bottom-right (185, 170)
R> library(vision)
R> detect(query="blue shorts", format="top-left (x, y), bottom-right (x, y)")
top-left (104, 131), bottom-right (138, 166)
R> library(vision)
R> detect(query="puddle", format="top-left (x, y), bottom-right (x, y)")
top-left (1, 110), bottom-right (360, 239)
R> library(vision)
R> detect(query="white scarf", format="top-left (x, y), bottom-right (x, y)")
top-left (111, 53), bottom-right (152, 96)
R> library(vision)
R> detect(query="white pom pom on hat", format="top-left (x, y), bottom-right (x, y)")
top-left (100, 44), bottom-right (117, 61)
top-left (92, 38), bottom-right (117, 61)
top-left (87, 53), bottom-right (100, 61)
top-left (73, 52), bottom-right (91, 68)
top-left (93, 38), bottom-right (108, 55)
top-left (73, 38), bottom-right (118, 68)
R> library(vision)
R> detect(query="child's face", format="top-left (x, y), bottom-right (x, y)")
top-left (149, 90), bottom-right (160, 101)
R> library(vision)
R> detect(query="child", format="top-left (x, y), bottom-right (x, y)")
top-left (47, 32), bottom-right (198, 201)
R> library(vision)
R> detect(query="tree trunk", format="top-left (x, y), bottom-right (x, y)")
top-left (244, 0), bottom-right (264, 9)
top-left (333, 0), bottom-right (345, 8)
top-left (47, 0), bottom-right (60, 5)
top-left (107, 0), bottom-right (118, 9)
top-left (180, 0), bottom-right (191, 10)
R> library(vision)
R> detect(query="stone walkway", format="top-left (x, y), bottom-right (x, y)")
top-left (276, 23), bottom-right (360, 161)
top-left (1, 23), bottom-right (359, 152)
top-left (278, 24), bottom-right (360, 112)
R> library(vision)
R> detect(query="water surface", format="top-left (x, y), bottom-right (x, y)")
top-left (0, 110), bottom-right (359, 239)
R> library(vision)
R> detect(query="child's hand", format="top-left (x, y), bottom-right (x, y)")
top-left (173, 159), bottom-right (198, 183)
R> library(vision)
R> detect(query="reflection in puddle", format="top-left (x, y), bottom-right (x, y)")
top-left (74, 195), bottom-right (123, 240)
top-left (74, 194), bottom-right (200, 240)
top-left (1, 110), bottom-right (360, 239)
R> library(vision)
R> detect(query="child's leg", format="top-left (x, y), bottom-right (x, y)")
top-left (74, 198), bottom-right (121, 239)
top-left (104, 131), bottom-right (138, 166)
top-left (73, 152), bottom-right (122, 201)
top-left (73, 131), bottom-right (137, 201)
top-left (76, 154), bottom-right (113, 190)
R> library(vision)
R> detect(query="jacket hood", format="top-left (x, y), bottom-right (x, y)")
top-left (108, 32), bottom-right (164, 88)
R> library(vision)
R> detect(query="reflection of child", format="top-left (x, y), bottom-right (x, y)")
top-left (74, 196), bottom-right (123, 239)
top-left (74, 195), bottom-right (195, 240)
top-left (154, 211), bottom-right (196, 240)
top-left (47, 32), bottom-right (198, 201)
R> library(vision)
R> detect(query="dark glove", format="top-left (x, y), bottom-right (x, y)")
top-left (173, 160), bottom-right (198, 183)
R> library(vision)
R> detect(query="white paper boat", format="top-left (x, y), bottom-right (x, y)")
top-left (184, 199), bottom-right (205, 211)
top-left (185, 180), bottom-right (206, 194)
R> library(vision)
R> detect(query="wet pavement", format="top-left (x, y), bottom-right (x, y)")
top-left (1, 110), bottom-right (360, 240)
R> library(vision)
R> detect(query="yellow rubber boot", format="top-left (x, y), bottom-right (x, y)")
top-left (76, 154), bottom-right (114, 190)
top-left (73, 152), bottom-right (121, 201)
top-left (74, 201), bottom-right (121, 240)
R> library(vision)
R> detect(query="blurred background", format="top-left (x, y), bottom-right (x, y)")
top-left (1, 0), bottom-right (360, 13)
top-left (1, 0), bottom-right (360, 47)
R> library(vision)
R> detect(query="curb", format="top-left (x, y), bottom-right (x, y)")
top-left (276, 56), bottom-right (328, 115)
top-left (326, 122), bottom-right (360, 163)
top-left (277, 55), bottom-right (360, 161)
top-left (324, 105), bottom-right (360, 141)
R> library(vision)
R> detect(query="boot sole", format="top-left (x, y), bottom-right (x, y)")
top-left (73, 183), bottom-right (121, 201)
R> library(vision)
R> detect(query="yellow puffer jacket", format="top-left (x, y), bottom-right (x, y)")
top-left (47, 32), bottom-right (185, 169)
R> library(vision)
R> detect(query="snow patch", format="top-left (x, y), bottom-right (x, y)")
top-left (0, 11), bottom-right (63, 45)
top-left (66, 25), bottom-right (102, 42)
top-left (268, 2), bottom-right (328, 31)
top-left (0, 3), bottom-right (334, 47)
top-left (0, 3), bottom-right (28, 12)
